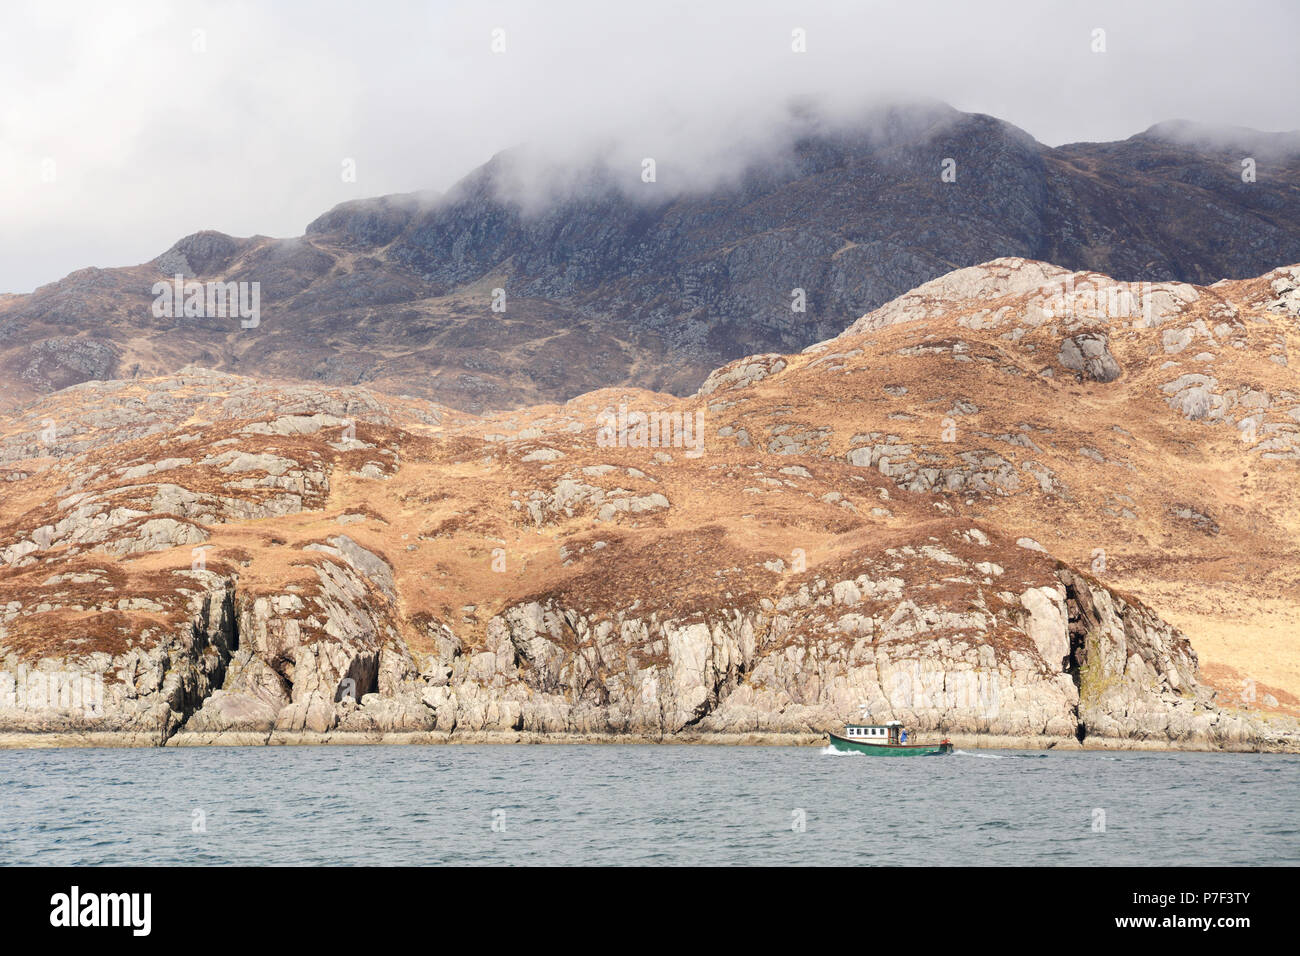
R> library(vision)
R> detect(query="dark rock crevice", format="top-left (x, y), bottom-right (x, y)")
top-left (1061, 574), bottom-right (1092, 744)
top-left (160, 581), bottom-right (240, 742)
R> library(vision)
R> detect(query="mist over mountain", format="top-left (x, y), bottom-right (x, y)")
top-left (2, 101), bottom-right (1298, 412)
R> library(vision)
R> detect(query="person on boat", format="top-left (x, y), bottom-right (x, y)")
top-left (900, 730), bottom-right (908, 744)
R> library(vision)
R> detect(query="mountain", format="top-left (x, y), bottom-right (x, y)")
top-left (2, 102), bottom-right (1299, 413)
top-left (2, 257), bottom-right (1297, 748)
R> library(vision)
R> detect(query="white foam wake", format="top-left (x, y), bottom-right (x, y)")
top-left (819, 745), bottom-right (862, 757)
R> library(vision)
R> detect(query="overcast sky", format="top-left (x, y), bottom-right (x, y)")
top-left (1, 0), bottom-right (1297, 293)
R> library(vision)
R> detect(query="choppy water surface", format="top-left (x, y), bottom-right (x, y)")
top-left (1, 745), bottom-right (1296, 865)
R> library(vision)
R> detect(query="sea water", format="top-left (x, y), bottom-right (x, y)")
top-left (0, 745), bottom-right (1295, 865)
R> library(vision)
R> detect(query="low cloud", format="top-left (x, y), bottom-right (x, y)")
top-left (1, 0), bottom-right (1297, 292)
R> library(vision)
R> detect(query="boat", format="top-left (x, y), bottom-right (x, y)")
top-left (827, 719), bottom-right (953, 756)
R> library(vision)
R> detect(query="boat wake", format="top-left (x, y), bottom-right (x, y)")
top-left (819, 745), bottom-right (862, 757)
top-left (953, 749), bottom-right (1012, 759)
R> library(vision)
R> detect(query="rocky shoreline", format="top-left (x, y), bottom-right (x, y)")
top-left (1, 729), bottom-right (1295, 753)
top-left (9, 560), bottom-right (1296, 753)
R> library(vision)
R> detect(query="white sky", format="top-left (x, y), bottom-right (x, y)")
top-left (1, 0), bottom-right (1297, 293)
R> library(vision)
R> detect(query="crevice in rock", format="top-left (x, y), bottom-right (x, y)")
top-left (161, 580), bottom-right (239, 743)
top-left (679, 618), bottom-right (751, 732)
top-left (1061, 575), bottom-right (1090, 743)
top-left (228, 588), bottom-right (240, 652)
top-left (679, 698), bottom-right (714, 731)
top-left (337, 655), bottom-right (378, 701)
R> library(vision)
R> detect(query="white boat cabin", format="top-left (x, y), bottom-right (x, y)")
top-left (843, 720), bottom-right (905, 744)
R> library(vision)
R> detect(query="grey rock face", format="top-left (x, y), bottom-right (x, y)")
top-left (696, 355), bottom-right (788, 397)
top-left (20, 337), bottom-right (118, 392)
top-left (7, 541), bottom-right (1284, 750)
top-left (0, 583), bottom-right (238, 740)
top-left (1057, 569), bottom-right (1258, 745)
top-left (1059, 333), bottom-right (1122, 383)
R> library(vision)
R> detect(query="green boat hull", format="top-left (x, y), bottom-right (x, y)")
top-left (827, 731), bottom-right (953, 756)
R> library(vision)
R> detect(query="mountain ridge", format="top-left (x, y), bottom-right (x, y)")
top-left (2, 102), bottom-right (1299, 415)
